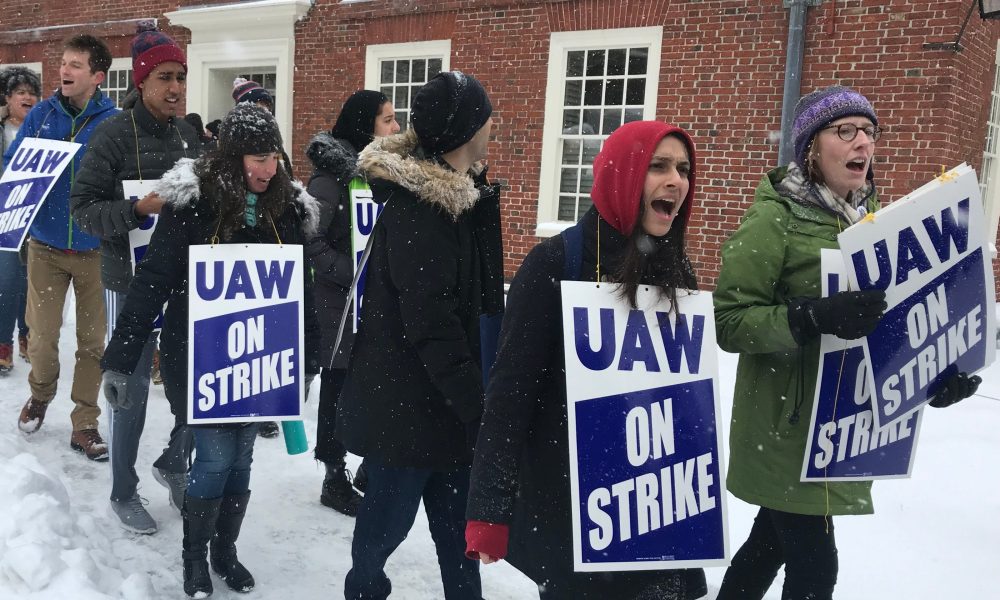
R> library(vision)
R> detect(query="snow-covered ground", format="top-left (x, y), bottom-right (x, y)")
top-left (0, 311), bottom-right (998, 599)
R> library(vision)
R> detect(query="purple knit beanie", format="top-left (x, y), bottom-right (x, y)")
top-left (131, 22), bottom-right (186, 87)
top-left (791, 85), bottom-right (877, 167)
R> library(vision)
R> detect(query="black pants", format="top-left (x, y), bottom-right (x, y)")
top-left (716, 507), bottom-right (837, 600)
top-left (315, 367), bottom-right (348, 464)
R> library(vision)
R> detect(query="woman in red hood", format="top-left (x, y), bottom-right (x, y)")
top-left (464, 121), bottom-right (707, 599)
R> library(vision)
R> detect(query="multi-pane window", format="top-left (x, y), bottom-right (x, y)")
top-left (377, 58), bottom-right (443, 131)
top-left (239, 71), bottom-right (278, 107)
top-left (981, 63), bottom-right (1000, 202)
top-left (558, 47), bottom-right (649, 222)
top-left (536, 28), bottom-right (661, 235)
top-left (105, 59), bottom-right (133, 108)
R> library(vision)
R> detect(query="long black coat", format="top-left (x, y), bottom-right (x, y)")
top-left (101, 158), bottom-right (323, 421)
top-left (466, 207), bottom-right (706, 599)
top-left (304, 132), bottom-right (357, 369)
top-left (71, 96), bottom-right (202, 293)
top-left (335, 129), bottom-right (504, 469)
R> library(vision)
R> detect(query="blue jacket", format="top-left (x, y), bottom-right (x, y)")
top-left (3, 90), bottom-right (117, 250)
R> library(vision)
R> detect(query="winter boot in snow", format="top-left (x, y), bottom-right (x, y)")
top-left (320, 461), bottom-right (362, 516)
top-left (0, 343), bottom-right (13, 374)
top-left (182, 494), bottom-right (222, 598)
top-left (18, 334), bottom-right (28, 362)
top-left (210, 490), bottom-right (255, 592)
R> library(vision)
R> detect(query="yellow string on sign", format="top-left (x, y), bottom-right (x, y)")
top-left (937, 165), bottom-right (958, 183)
top-left (267, 211), bottom-right (282, 246)
top-left (595, 214), bottom-right (601, 284)
top-left (130, 112), bottom-right (143, 182)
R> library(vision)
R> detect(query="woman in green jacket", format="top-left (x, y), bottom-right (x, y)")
top-left (713, 86), bottom-right (979, 599)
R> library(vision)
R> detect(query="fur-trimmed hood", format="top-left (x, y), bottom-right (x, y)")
top-left (306, 132), bottom-right (358, 182)
top-left (154, 157), bottom-right (321, 237)
top-left (357, 128), bottom-right (484, 220)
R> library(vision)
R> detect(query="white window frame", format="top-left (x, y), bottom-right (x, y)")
top-left (535, 27), bottom-right (663, 237)
top-left (165, 0), bottom-right (310, 153)
top-left (364, 40), bottom-right (451, 131)
top-left (104, 57), bottom-right (133, 108)
top-left (982, 40), bottom-right (1000, 251)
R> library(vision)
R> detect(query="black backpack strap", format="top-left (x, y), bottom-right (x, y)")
top-left (561, 222), bottom-right (584, 281)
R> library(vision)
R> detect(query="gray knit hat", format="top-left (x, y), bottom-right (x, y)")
top-left (791, 85), bottom-right (877, 168)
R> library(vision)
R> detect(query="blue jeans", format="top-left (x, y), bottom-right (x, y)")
top-left (344, 462), bottom-right (481, 600)
top-left (187, 424), bottom-right (258, 499)
top-left (0, 250), bottom-right (27, 344)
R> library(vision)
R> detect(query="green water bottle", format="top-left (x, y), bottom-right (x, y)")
top-left (281, 420), bottom-right (309, 455)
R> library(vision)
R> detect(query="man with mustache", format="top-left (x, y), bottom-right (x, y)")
top-left (71, 22), bottom-right (202, 535)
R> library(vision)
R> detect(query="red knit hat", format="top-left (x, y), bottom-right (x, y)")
top-left (131, 23), bottom-right (186, 88)
top-left (590, 121), bottom-right (696, 236)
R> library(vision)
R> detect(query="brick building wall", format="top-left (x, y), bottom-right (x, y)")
top-left (3, 0), bottom-right (999, 295)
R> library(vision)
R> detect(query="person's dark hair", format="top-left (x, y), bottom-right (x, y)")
top-left (610, 132), bottom-right (696, 311)
top-left (331, 90), bottom-right (390, 152)
top-left (64, 34), bottom-right (113, 75)
top-left (205, 119), bottom-right (222, 139)
top-left (611, 200), bottom-right (693, 311)
top-left (0, 66), bottom-right (42, 101)
top-left (194, 151), bottom-right (296, 242)
top-left (183, 112), bottom-right (204, 133)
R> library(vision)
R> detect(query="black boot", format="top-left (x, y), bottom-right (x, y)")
top-left (182, 495), bottom-right (222, 598)
top-left (320, 461), bottom-right (362, 516)
top-left (257, 421), bottom-right (279, 438)
top-left (210, 491), bottom-right (255, 592)
top-left (353, 461), bottom-right (368, 494)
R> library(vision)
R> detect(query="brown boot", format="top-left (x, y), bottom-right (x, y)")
top-left (151, 348), bottom-right (162, 385)
top-left (18, 397), bottom-right (48, 433)
top-left (70, 429), bottom-right (109, 461)
top-left (0, 343), bottom-right (12, 375)
top-left (18, 334), bottom-right (28, 362)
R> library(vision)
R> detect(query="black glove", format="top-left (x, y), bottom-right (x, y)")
top-left (102, 370), bottom-right (131, 411)
top-left (929, 372), bottom-right (981, 408)
top-left (788, 290), bottom-right (887, 343)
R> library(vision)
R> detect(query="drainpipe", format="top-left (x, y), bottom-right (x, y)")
top-left (778, 0), bottom-right (822, 166)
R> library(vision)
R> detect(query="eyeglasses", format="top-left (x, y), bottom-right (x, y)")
top-left (820, 123), bottom-right (882, 143)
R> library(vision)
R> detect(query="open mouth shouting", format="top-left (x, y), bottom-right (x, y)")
top-left (846, 157), bottom-right (868, 173)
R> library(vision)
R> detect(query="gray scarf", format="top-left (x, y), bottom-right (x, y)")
top-left (777, 162), bottom-right (872, 225)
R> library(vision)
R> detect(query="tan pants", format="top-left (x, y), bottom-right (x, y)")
top-left (26, 239), bottom-right (105, 431)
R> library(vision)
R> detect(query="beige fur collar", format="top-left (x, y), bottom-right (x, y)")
top-left (358, 129), bottom-right (483, 220)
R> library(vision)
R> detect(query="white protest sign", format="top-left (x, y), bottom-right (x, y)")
top-left (187, 243), bottom-right (305, 424)
top-left (0, 138), bottom-right (81, 251)
top-left (839, 165), bottom-right (997, 429)
top-left (561, 281), bottom-right (728, 572)
top-left (801, 249), bottom-right (923, 482)
top-left (349, 178), bottom-right (382, 332)
top-left (124, 179), bottom-right (158, 273)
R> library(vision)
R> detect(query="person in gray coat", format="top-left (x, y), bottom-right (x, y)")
top-left (71, 24), bottom-right (201, 534)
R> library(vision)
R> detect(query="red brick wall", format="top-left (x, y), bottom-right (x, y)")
top-left (3, 0), bottom-right (999, 296)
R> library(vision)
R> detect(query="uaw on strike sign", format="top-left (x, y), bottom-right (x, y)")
top-left (838, 165), bottom-right (997, 430)
top-left (561, 282), bottom-right (728, 572)
top-left (188, 244), bottom-right (306, 424)
top-left (801, 250), bottom-right (922, 482)
top-left (0, 138), bottom-right (80, 251)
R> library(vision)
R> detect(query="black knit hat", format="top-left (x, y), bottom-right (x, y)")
top-left (218, 104), bottom-right (283, 156)
top-left (410, 71), bottom-right (492, 155)
top-left (0, 66), bottom-right (42, 102)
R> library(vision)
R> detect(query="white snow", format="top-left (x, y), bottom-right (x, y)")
top-left (0, 313), bottom-right (998, 599)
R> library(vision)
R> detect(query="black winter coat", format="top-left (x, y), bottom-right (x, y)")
top-left (466, 207), bottom-right (707, 599)
top-left (71, 96), bottom-right (202, 292)
top-left (101, 158), bottom-right (323, 422)
top-left (335, 129), bottom-right (504, 469)
top-left (304, 132), bottom-right (357, 369)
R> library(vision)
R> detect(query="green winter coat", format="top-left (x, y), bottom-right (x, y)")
top-left (714, 166), bottom-right (880, 516)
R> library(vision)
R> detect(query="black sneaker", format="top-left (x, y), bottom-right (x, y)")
top-left (258, 421), bottom-right (279, 438)
top-left (320, 463), bottom-right (362, 517)
top-left (353, 462), bottom-right (368, 494)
